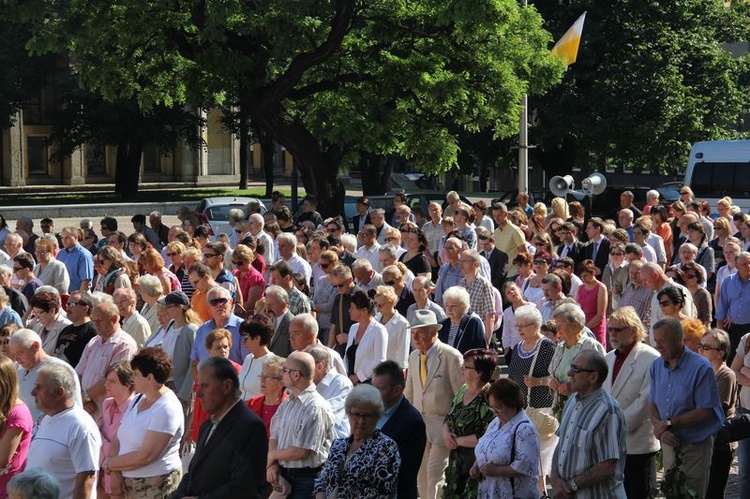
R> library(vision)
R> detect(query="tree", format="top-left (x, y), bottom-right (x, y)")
top-left (14, 0), bottom-right (564, 215)
top-left (532, 0), bottom-right (750, 178)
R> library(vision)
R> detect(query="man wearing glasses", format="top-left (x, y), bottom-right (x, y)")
top-left (353, 224), bottom-right (382, 272)
top-left (328, 265), bottom-right (357, 357)
top-left (267, 351), bottom-right (334, 498)
top-left (551, 349), bottom-right (627, 498)
top-left (55, 290), bottom-right (97, 367)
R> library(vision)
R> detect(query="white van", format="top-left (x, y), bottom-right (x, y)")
top-left (684, 140), bottom-right (750, 210)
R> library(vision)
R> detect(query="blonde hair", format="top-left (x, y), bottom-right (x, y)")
top-left (608, 307), bottom-right (646, 343)
top-left (374, 285), bottom-right (398, 306)
top-left (551, 197), bottom-right (569, 220)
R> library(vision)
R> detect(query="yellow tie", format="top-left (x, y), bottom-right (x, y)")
top-left (420, 354), bottom-right (428, 387)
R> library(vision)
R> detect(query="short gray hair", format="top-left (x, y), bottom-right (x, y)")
top-left (206, 285), bottom-right (232, 302)
top-left (90, 291), bottom-right (114, 306)
top-left (515, 304), bottom-right (542, 327)
top-left (9, 328), bottom-right (42, 349)
top-left (0, 264), bottom-right (10, 277)
top-left (307, 345), bottom-right (331, 369)
top-left (138, 274), bottom-right (163, 298)
top-left (442, 286), bottom-right (470, 313)
top-left (276, 232), bottom-right (297, 247)
top-left (345, 384), bottom-right (384, 418)
top-left (7, 468), bottom-right (60, 499)
top-left (351, 258), bottom-right (373, 272)
top-left (38, 363), bottom-right (77, 402)
top-left (646, 189), bottom-right (660, 202)
top-left (378, 244), bottom-right (398, 260)
top-left (264, 285), bottom-right (289, 304)
top-left (552, 302), bottom-right (586, 327)
top-left (290, 313), bottom-right (319, 337)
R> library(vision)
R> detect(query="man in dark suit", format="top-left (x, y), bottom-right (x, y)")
top-left (372, 360), bottom-right (426, 499)
top-left (173, 356), bottom-right (268, 499)
top-left (352, 196), bottom-right (372, 234)
top-left (556, 221), bottom-right (585, 269)
top-left (476, 227), bottom-right (508, 290)
top-left (266, 285), bottom-right (293, 357)
top-left (581, 217), bottom-right (611, 275)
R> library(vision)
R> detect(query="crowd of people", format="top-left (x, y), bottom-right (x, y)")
top-left (0, 185), bottom-right (745, 498)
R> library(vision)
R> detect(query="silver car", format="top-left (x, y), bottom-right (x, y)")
top-left (196, 196), bottom-right (267, 238)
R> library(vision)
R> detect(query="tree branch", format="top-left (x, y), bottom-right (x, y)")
top-left (287, 73), bottom-right (370, 100)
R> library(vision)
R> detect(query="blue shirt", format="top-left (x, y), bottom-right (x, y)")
top-left (0, 307), bottom-right (22, 327)
top-left (377, 395), bottom-right (405, 430)
top-left (649, 348), bottom-right (723, 444)
top-left (434, 262), bottom-right (462, 305)
top-left (716, 272), bottom-right (750, 324)
top-left (191, 314), bottom-right (247, 365)
top-left (56, 243), bottom-right (94, 291)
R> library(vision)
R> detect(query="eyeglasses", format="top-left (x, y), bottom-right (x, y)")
top-left (203, 253), bottom-right (219, 259)
top-left (384, 280), bottom-right (396, 286)
top-left (334, 282), bottom-right (349, 288)
top-left (209, 297), bottom-right (229, 307)
top-left (280, 366), bottom-right (299, 375)
top-left (167, 252), bottom-right (180, 257)
top-left (698, 344), bottom-right (723, 352)
top-left (685, 273), bottom-right (698, 279)
top-left (35, 249), bottom-right (49, 254)
top-left (658, 300), bottom-right (674, 307)
top-left (607, 326), bottom-right (628, 333)
top-left (231, 260), bottom-right (243, 265)
top-left (235, 229), bottom-right (244, 233)
top-left (569, 364), bottom-right (596, 374)
top-left (67, 301), bottom-right (79, 308)
top-left (320, 263), bottom-right (330, 269)
top-left (516, 323), bottom-right (534, 329)
top-left (348, 411), bottom-right (377, 421)
top-left (478, 236), bottom-right (489, 241)
top-left (533, 260), bottom-right (548, 265)
top-left (326, 227), bottom-right (341, 232)
top-left (610, 252), bottom-right (624, 256)
top-left (259, 374), bottom-right (282, 381)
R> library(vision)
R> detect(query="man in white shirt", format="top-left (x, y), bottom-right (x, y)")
top-left (248, 213), bottom-right (276, 264)
top-left (276, 233), bottom-right (312, 286)
top-left (353, 224), bottom-right (381, 271)
top-left (371, 209), bottom-right (392, 246)
top-left (422, 202), bottom-right (444, 261)
top-left (27, 363), bottom-right (100, 499)
top-left (289, 313), bottom-right (345, 375)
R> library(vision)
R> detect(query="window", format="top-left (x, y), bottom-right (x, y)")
top-left (691, 162), bottom-right (750, 198)
top-left (26, 136), bottom-right (49, 175)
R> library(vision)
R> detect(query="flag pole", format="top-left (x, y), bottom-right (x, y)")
top-left (518, 0), bottom-right (529, 196)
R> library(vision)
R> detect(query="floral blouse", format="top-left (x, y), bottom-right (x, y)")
top-left (314, 430), bottom-right (400, 499)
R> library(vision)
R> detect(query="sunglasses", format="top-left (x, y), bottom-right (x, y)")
top-left (569, 364), bottom-right (596, 374)
top-left (478, 236), bottom-right (489, 241)
top-left (320, 263), bottom-right (330, 269)
top-left (607, 326), bottom-right (628, 333)
top-left (209, 297), bottom-right (229, 307)
top-left (334, 282), bottom-right (348, 288)
top-left (610, 252), bottom-right (624, 256)
top-left (685, 273), bottom-right (698, 279)
top-left (533, 260), bottom-right (548, 265)
top-left (658, 300), bottom-right (674, 307)
top-left (326, 227), bottom-right (341, 232)
top-left (167, 252), bottom-right (180, 257)
top-left (231, 260), bottom-right (243, 265)
top-left (67, 301), bottom-right (80, 308)
top-left (697, 344), bottom-right (723, 352)
top-left (384, 280), bottom-right (396, 286)
top-left (203, 253), bottom-right (218, 258)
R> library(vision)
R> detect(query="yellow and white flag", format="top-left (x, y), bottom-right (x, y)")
top-left (550, 12), bottom-right (587, 66)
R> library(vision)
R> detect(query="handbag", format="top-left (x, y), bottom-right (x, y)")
top-left (716, 412), bottom-right (750, 445)
top-left (525, 340), bottom-right (559, 440)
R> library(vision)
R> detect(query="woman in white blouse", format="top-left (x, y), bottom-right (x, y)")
top-left (238, 314), bottom-right (273, 401)
top-left (373, 286), bottom-right (409, 369)
top-left (471, 378), bottom-right (540, 498)
top-left (344, 290), bottom-right (387, 385)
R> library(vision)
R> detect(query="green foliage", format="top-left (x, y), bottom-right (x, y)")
top-left (533, 0), bottom-right (750, 176)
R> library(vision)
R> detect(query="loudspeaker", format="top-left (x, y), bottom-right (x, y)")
top-left (581, 173), bottom-right (607, 196)
top-left (549, 175), bottom-right (575, 197)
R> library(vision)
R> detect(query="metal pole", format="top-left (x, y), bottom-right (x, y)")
top-left (517, 0), bottom-right (529, 194)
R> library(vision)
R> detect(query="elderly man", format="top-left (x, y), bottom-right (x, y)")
top-left (373, 360), bottom-right (426, 499)
top-left (10, 328), bottom-right (83, 425)
top-left (149, 210), bottom-right (170, 247)
top-left (491, 202), bottom-right (527, 280)
top-left (643, 189), bottom-right (660, 216)
top-left (16, 217), bottom-right (39, 254)
top-left (379, 244), bottom-right (416, 285)
top-left (370, 208), bottom-right (392, 246)
top-left (617, 259), bottom-right (653, 321)
top-left (407, 276), bottom-right (446, 326)
top-left (604, 309), bottom-right (661, 498)
top-left (538, 273), bottom-right (566, 322)
top-left (551, 349), bottom-right (627, 497)
top-left (433, 237), bottom-right (463, 307)
top-left (175, 356), bottom-right (268, 498)
top-left (276, 233), bottom-right (312, 285)
top-left (308, 345), bottom-right (352, 439)
top-left (458, 249), bottom-right (496, 342)
top-left (352, 258), bottom-right (384, 292)
top-left (620, 190), bottom-right (642, 218)
top-left (353, 224), bottom-right (381, 271)
top-left (422, 202), bottom-right (443, 260)
top-left (618, 208), bottom-right (635, 241)
top-left (57, 226), bottom-right (94, 292)
top-left (56, 290), bottom-right (97, 367)
top-left (112, 287), bottom-right (151, 347)
top-left (290, 313), bottom-right (345, 374)
top-left (0, 264), bottom-right (27, 316)
top-left (404, 309), bottom-right (463, 499)
top-left (717, 251), bottom-right (750, 361)
top-left (76, 302), bottom-right (138, 414)
top-left (649, 317), bottom-right (723, 497)
top-left (641, 262), bottom-right (695, 342)
top-left (27, 363), bottom-right (101, 499)
top-left (267, 351), bottom-right (334, 498)
top-left (192, 286), bottom-right (246, 377)
top-left (270, 260), bottom-right (312, 315)
top-left (248, 213), bottom-right (276, 264)
top-left (265, 285), bottom-right (294, 358)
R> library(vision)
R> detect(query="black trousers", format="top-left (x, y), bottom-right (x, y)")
top-left (727, 322), bottom-right (750, 364)
top-left (623, 452), bottom-right (657, 499)
top-left (706, 447), bottom-right (734, 498)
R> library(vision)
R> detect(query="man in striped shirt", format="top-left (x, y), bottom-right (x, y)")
top-left (551, 349), bottom-right (627, 498)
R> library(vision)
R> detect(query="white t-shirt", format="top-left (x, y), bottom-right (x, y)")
top-left (27, 405), bottom-right (101, 498)
top-left (116, 390), bottom-right (184, 478)
top-left (239, 352), bottom-right (270, 401)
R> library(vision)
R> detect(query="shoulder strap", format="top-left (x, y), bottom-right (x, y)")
top-left (509, 421), bottom-right (529, 496)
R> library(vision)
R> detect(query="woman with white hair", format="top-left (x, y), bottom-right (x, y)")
top-left (0, 287), bottom-right (23, 328)
top-left (138, 274), bottom-right (164, 334)
top-left (33, 236), bottom-right (70, 295)
top-left (438, 286), bottom-right (486, 354)
top-left (6, 468), bottom-right (60, 499)
top-left (373, 286), bottom-right (410, 369)
top-left (314, 384), bottom-right (400, 499)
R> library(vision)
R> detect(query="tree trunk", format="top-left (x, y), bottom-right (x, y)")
top-left (360, 154), bottom-right (394, 196)
top-left (238, 114), bottom-right (249, 190)
top-left (114, 136), bottom-right (144, 201)
top-left (537, 135), bottom-right (578, 181)
top-left (259, 130), bottom-right (276, 199)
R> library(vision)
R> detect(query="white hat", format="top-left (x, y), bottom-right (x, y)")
top-left (407, 309), bottom-right (442, 331)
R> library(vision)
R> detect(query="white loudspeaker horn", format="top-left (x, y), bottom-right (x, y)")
top-left (549, 175), bottom-right (575, 197)
top-left (581, 173), bottom-right (607, 196)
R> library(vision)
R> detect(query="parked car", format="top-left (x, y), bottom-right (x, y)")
top-left (196, 196), bottom-right (267, 237)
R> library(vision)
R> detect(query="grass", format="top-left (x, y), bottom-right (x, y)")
top-left (0, 186), bottom-right (307, 207)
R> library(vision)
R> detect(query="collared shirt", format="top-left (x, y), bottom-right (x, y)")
top-left (556, 388), bottom-right (626, 498)
top-left (493, 222), bottom-right (525, 276)
top-left (377, 395), bottom-right (405, 430)
top-left (270, 384), bottom-right (334, 468)
top-left (353, 243), bottom-right (382, 273)
top-left (645, 233), bottom-right (667, 264)
top-left (612, 342), bottom-right (636, 382)
top-left (288, 286), bottom-right (312, 316)
top-left (76, 329), bottom-right (138, 393)
top-left (649, 348), bottom-right (723, 444)
top-left (206, 398), bottom-right (242, 443)
top-left (316, 370), bottom-right (353, 439)
top-left (121, 312), bottom-right (151, 347)
top-left (56, 243), bottom-right (94, 291)
top-left (434, 262), bottom-right (462, 305)
top-left (716, 272), bottom-right (750, 325)
top-left (285, 254), bottom-right (312, 286)
top-left (191, 314), bottom-right (247, 364)
top-left (618, 284), bottom-right (653, 324)
top-left (422, 220), bottom-right (443, 257)
top-left (461, 274), bottom-right (495, 318)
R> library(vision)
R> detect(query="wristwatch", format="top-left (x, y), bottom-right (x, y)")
top-left (666, 419), bottom-right (673, 429)
top-left (568, 479), bottom-right (578, 492)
